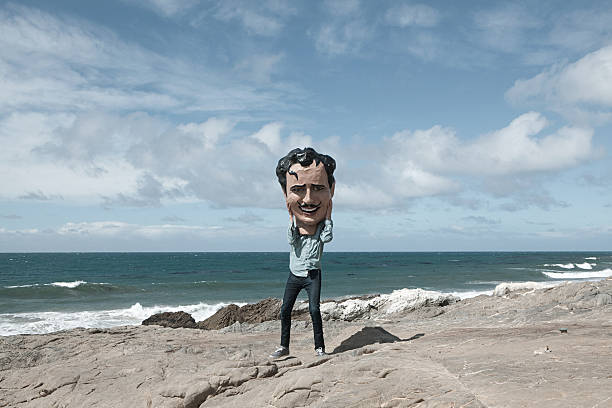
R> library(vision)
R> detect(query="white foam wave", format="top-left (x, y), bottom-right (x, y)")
top-left (451, 290), bottom-right (493, 299)
top-left (0, 301), bottom-right (244, 336)
top-left (542, 269), bottom-right (612, 279)
top-left (544, 263), bottom-right (574, 269)
top-left (50, 280), bottom-right (88, 288)
top-left (4, 281), bottom-right (110, 289)
top-left (575, 262), bottom-right (594, 270)
top-left (585, 257), bottom-right (597, 260)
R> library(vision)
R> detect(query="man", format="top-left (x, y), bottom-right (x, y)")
top-left (270, 147), bottom-right (336, 358)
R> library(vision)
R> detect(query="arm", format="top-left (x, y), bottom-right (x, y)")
top-left (320, 198), bottom-right (333, 243)
top-left (287, 207), bottom-right (297, 244)
top-left (319, 219), bottom-right (333, 243)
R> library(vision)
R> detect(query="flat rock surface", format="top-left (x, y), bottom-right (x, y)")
top-left (1, 279), bottom-right (611, 407)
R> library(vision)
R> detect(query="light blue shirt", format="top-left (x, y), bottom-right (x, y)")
top-left (287, 219), bottom-right (333, 277)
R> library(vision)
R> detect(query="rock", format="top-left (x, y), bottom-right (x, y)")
top-left (595, 293), bottom-right (612, 306)
top-left (320, 288), bottom-right (459, 321)
top-left (183, 383), bottom-right (215, 408)
top-left (240, 297), bottom-right (283, 323)
top-left (198, 304), bottom-right (242, 330)
top-left (141, 311), bottom-right (196, 329)
top-left (198, 298), bottom-right (282, 330)
top-left (493, 282), bottom-right (557, 297)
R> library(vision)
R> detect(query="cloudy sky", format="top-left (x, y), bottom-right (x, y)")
top-left (1, 0), bottom-right (611, 252)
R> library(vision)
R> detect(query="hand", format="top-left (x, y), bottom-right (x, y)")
top-left (325, 198), bottom-right (332, 220)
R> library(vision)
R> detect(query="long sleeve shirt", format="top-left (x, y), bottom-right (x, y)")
top-left (287, 219), bottom-right (333, 277)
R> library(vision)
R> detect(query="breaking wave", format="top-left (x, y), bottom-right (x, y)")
top-left (0, 301), bottom-right (240, 336)
top-left (542, 269), bottom-right (612, 280)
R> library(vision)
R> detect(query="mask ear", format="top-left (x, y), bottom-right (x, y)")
top-left (330, 183), bottom-right (335, 197)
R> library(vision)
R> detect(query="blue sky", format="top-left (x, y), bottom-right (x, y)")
top-left (1, 0), bottom-right (611, 252)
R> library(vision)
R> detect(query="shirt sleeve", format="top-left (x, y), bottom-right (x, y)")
top-left (287, 223), bottom-right (298, 245)
top-left (319, 219), bottom-right (333, 243)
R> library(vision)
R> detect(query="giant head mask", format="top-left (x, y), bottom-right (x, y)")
top-left (276, 148), bottom-right (336, 234)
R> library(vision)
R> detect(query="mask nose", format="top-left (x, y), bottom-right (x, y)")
top-left (302, 187), bottom-right (315, 204)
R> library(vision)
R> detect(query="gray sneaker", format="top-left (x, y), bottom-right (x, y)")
top-left (315, 347), bottom-right (327, 357)
top-left (269, 346), bottom-right (289, 358)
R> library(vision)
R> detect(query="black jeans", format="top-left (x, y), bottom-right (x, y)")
top-left (280, 269), bottom-right (324, 350)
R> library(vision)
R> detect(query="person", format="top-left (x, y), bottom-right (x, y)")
top-left (269, 147), bottom-right (336, 358)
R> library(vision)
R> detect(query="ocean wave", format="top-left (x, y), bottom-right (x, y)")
top-left (0, 300), bottom-right (242, 336)
top-left (450, 290), bottom-right (494, 299)
top-left (3, 281), bottom-right (109, 289)
top-left (575, 262), bottom-right (594, 270)
top-left (466, 280), bottom-right (505, 285)
top-left (543, 262), bottom-right (596, 270)
top-left (542, 269), bottom-right (612, 279)
top-left (544, 263), bottom-right (575, 269)
top-left (4, 284), bottom-right (37, 289)
top-left (585, 257), bottom-right (597, 260)
top-left (50, 280), bottom-right (89, 288)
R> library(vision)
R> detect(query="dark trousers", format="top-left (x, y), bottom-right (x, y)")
top-left (280, 269), bottom-right (324, 350)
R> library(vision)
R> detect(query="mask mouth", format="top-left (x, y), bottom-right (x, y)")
top-left (298, 203), bottom-right (320, 214)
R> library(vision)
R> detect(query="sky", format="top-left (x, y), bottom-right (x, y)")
top-left (1, 0), bottom-right (611, 252)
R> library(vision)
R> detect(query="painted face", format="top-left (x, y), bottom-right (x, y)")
top-left (285, 161), bottom-right (334, 227)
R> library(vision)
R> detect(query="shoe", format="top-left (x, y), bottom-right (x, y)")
top-left (269, 346), bottom-right (289, 358)
top-left (315, 347), bottom-right (327, 357)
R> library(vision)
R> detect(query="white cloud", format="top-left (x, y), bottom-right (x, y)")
top-left (125, 0), bottom-right (200, 18)
top-left (385, 112), bottom-right (594, 177)
top-left (0, 4), bottom-right (291, 115)
top-left (323, 0), bottom-right (360, 16)
top-left (325, 112), bottom-right (596, 210)
top-left (385, 4), bottom-right (440, 28)
top-left (234, 53), bottom-right (284, 83)
top-left (507, 45), bottom-right (612, 115)
top-left (314, 19), bottom-right (372, 55)
top-left (472, 4), bottom-right (540, 53)
top-left (214, 1), bottom-right (284, 36)
top-left (0, 107), bottom-right (597, 212)
top-left (546, 9), bottom-right (612, 54)
top-left (57, 221), bottom-right (218, 238)
top-left (464, 113), bottom-right (593, 174)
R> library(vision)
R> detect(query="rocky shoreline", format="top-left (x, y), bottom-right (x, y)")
top-left (143, 289), bottom-right (461, 331)
top-left (1, 278), bottom-right (611, 407)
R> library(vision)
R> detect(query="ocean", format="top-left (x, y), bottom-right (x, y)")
top-left (1, 252), bottom-right (611, 336)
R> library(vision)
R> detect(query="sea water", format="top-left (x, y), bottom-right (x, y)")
top-left (1, 252), bottom-right (611, 336)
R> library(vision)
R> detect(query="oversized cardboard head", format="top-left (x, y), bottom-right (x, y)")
top-left (276, 148), bottom-right (336, 231)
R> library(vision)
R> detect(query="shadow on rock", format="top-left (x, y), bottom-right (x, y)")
top-left (331, 326), bottom-right (424, 354)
